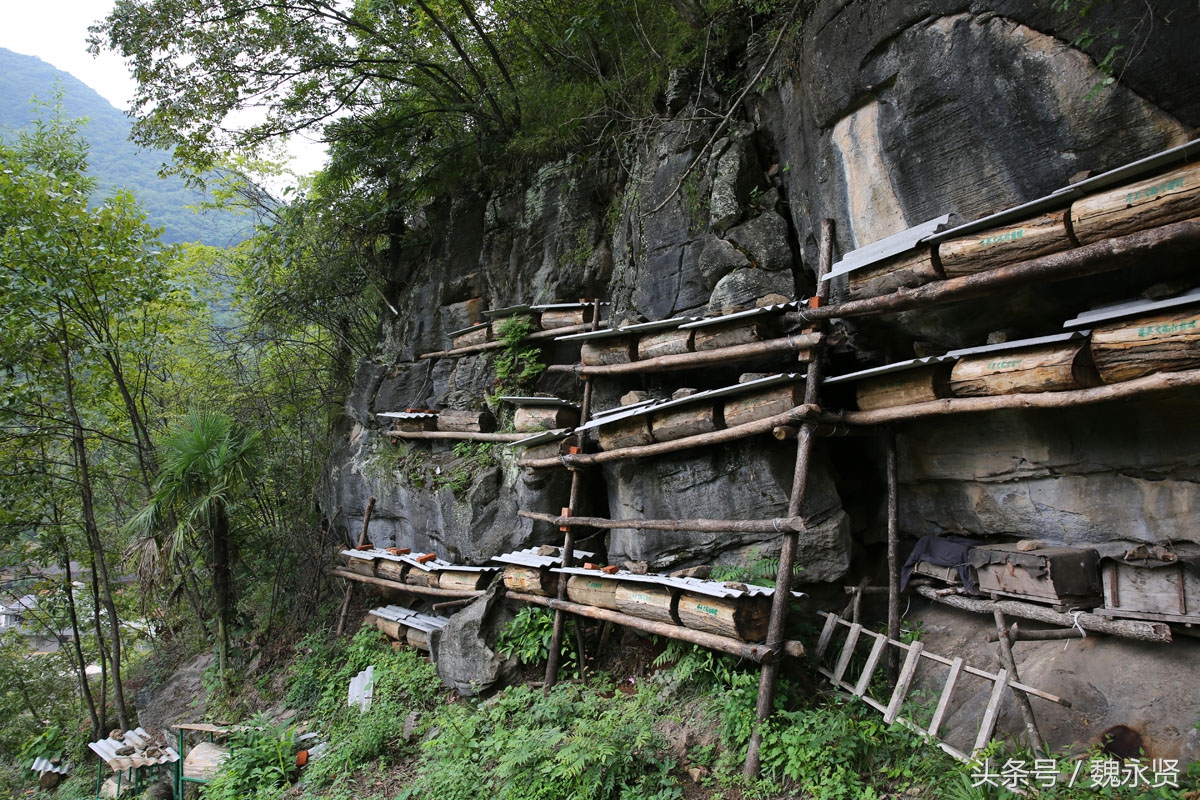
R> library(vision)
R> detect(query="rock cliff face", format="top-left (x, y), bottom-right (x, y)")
top-left (324, 0), bottom-right (1200, 574)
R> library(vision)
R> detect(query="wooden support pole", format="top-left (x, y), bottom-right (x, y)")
top-left (914, 585), bottom-right (1172, 643)
top-left (546, 300), bottom-right (602, 688)
top-left (336, 498), bottom-right (376, 636)
top-left (886, 434), bottom-right (901, 683)
top-left (801, 217), bottom-right (1200, 323)
top-left (517, 509), bottom-right (806, 533)
top-left (419, 321), bottom-right (598, 359)
top-left (811, 367), bottom-right (1200, 427)
top-left (984, 624), bottom-right (1086, 642)
top-left (543, 333), bottom-right (823, 376)
top-left (517, 403), bottom-right (822, 469)
top-left (745, 218), bottom-right (835, 779)
top-left (993, 610), bottom-right (1046, 754)
top-left (509, 592), bottom-right (806, 661)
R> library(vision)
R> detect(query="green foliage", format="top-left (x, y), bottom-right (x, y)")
top-left (491, 314), bottom-right (546, 399)
top-left (399, 682), bottom-right (682, 800)
top-left (201, 713), bottom-right (297, 800)
top-left (367, 439), bottom-right (497, 496)
top-left (496, 606), bottom-right (577, 672)
top-left (1050, 0), bottom-right (1126, 100)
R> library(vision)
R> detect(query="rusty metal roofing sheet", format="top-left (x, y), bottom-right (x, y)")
top-left (824, 355), bottom-right (956, 385)
top-left (824, 215), bottom-right (954, 281)
top-left (925, 137), bottom-right (1200, 245)
top-left (492, 546), bottom-right (595, 568)
top-left (677, 301), bottom-right (802, 329)
top-left (1063, 287), bottom-right (1200, 329)
top-left (554, 316), bottom-right (697, 342)
top-left (946, 330), bottom-right (1090, 359)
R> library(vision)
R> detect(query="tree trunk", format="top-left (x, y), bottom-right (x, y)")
top-left (62, 556), bottom-right (102, 737)
top-left (212, 508), bottom-right (234, 694)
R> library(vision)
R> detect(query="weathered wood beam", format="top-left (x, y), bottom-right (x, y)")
top-left (914, 585), bottom-right (1172, 643)
top-left (517, 509), bottom-right (806, 533)
top-left (516, 403), bottom-right (822, 469)
top-left (544, 333), bottom-right (823, 377)
top-left (507, 591), bottom-right (805, 662)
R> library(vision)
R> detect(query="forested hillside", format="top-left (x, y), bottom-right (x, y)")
top-left (0, 48), bottom-right (251, 245)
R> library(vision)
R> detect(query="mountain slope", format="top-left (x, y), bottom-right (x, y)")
top-left (0, 48), bottom-right (251, 246)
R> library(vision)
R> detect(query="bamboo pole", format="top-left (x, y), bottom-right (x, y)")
top-left (813, 366), bottom-right (1200, 427)
top-left (517, 403), bottom-right (822, 469)
top-left (545, 299), bottom-right (602, 688)
top-left (913, 585), bottom-right (1172, 643)
top-left (745, 218), bottom-right (835, 779)
top-left (418, 321), bottom-right (599, 359)
top-left (517, 509), bottom-right (806, 533)
top-left (330, 568), bottom-right (485, 600)
top-left (543, 333), bottom-right (823, 376)
top-left (509, 592), bottom-right (806, 661)
top-left (803, 217), bottom-right (1200, 322)
top-left (387, 430), bottom-right (530, 443)
top-left (886, 435), bottom-right (901, 682)
top-left (993, 610), bottom-right (1046, 754)
top-left (336, 497), bottom-right (375, 636)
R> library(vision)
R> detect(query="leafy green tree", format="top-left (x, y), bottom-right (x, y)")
top-left (124, 410), bottom-right (260, 692)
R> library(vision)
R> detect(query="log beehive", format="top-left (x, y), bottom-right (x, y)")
top-left (614, 583), bottom-right (679, 625)
top-left (856, 364), bottom-right (953, 410)
top-left (676, 591), bottom-right (771, 642)
top-left (848, 247), bottom-right (941, 300)
top-left (1089, 309), bottom-right (1200, 384)
top-left (938, 211), bottom-right (1075, 278)
top-left (1070, 161), bottom-right (1200, 245)
top-left (949, 341), bottom-right (1100, 396)
top-left (566, 574), bottom-right (620, 610)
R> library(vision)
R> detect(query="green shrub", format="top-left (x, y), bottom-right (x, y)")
top-left (201, 713), bottom-right (297, 800)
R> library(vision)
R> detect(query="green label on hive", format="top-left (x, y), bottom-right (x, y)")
top-left (695, 603), bottom-right (720, 617)
top-left (1138, 319), bottom-right (1198, 338)
top-left (979, 228), bottom-right (1025, 247)
top-left (987, 358), bottom-right (1025, 371)
top-left (1127, 176), bottom-right (1185, 205)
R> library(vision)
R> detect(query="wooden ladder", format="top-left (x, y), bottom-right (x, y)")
top-left (814, 611), bottom-right (1066, 761)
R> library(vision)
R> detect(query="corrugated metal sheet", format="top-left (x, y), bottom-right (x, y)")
top-left (89, 727), bottom-right (180, 771)
top-left (31, 757), bottom-right (68, 775)
top-left (925, 137), bottom-right (1200, 245)
top-left (448, 321), bottom-right (490, 337)
top-left (507, 429), bottom-right (572, 448)
top-left (554, 316), bottom-right (697, 342)
top-left (576, 373), bottom-right (803, 431)
top-left (946, 330), bottom-right (1090, 359)
top-left (530, 301), bottom-right (610, 311)
top-left (370, 605), bottom-right (450, 633)
top-left (394, 554), bottom-right (497, 573)
top-left (375, 411), bottom-right (438, 420)
top-left (492, 546), bottom-right (596, 569)
top-left (677, 301), bottom-right (802, 330)
top-left (551, 568), bottom-right (802, 599)
top-left (824, 215), bottom-right (953, 281)
top-left (496, 396), bottom-right (579, 408)
top-left (1063, 288), bottom-right (1200, 329)
top-left (482, 304), bottom-right (532, 319)
top-left (824, 355), bottom-right (956, 385)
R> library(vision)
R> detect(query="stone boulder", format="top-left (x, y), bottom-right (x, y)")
top-left (431, 583), bottom-right (518, 696)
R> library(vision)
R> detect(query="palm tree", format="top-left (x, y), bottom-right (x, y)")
top-left (125, 410), bottom-right (259, 692)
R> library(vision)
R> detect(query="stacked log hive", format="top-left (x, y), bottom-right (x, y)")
top-left (514, 405), bottom-right (580, 432)
top-left (1089, 308), bottom-right (1200, 383)
top-left (723, 381), bottom-right (804, 427)
top-left (938, 210), bottom-right (1076, 278)
top-left (1070, 161), bottom-right (1200, 244)
top-left (566, 574), bottom-right (620, 610)
top-left (614, 583), bottom-right (679, 624)
top-left (436, 409), bottom-right (496, 433)
top-left (676, 591), bottom-right (772, 642)
top-left (503, 565), bottom-right (558, 596)
top-left (693, 318), bottom-right (780, 351)
top-left (949, 340), bottom-right (1100, 396)
top-left (637, 328), bottom-right (694, 360)
top-left (856, 364), bottom-right (953, 410)
top-left (848, 247), bottom-right (941, 300)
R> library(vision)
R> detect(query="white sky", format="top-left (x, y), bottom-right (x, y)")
top-left (0, 0), bottom-right (328, 175)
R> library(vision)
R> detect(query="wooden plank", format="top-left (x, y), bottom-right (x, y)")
top-left (883, 641), bottom-right (923, 724)
top-left (815, 611), bottom-right (840, 659)
top-left (1099, 560), bottom-right (1200, 620)
top-left (722, 383), bottom-right (804, 428)
top-left (938, 210), bottom-right (1075, 278)
top-left (650, 403), bottom-right (721, 442)
top-left (856, 364), bottom-right (952, 410)
top-left (853, 632), bottom-right (889, 698)
top-left (927, 657), bottom-right (965, 738)
top-left (1090, 309), bottom-right (1200, 384)
top-left (614, 583), bottom-right (678, 625)
top-left (637, 328), bottom-right (693, 360)
top-left (581, 338), bottom-right (635, 366)
top-left (973, 668), bottom-right (1010, 753)
top-left (848, 247), bottom-right (941, 300)
top-left (949, 340), bottom-right (1100, 396)
top-left (514, 406), bottom-right (580, 432)
top-left (565, 574), bottom-right (620, 610)
top-left (1070, 161), bottom-right (1200, 245)
top-left (831, 623), bottom-right (863, 685)
top-left (436, 409), bottom-right (497, 433)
